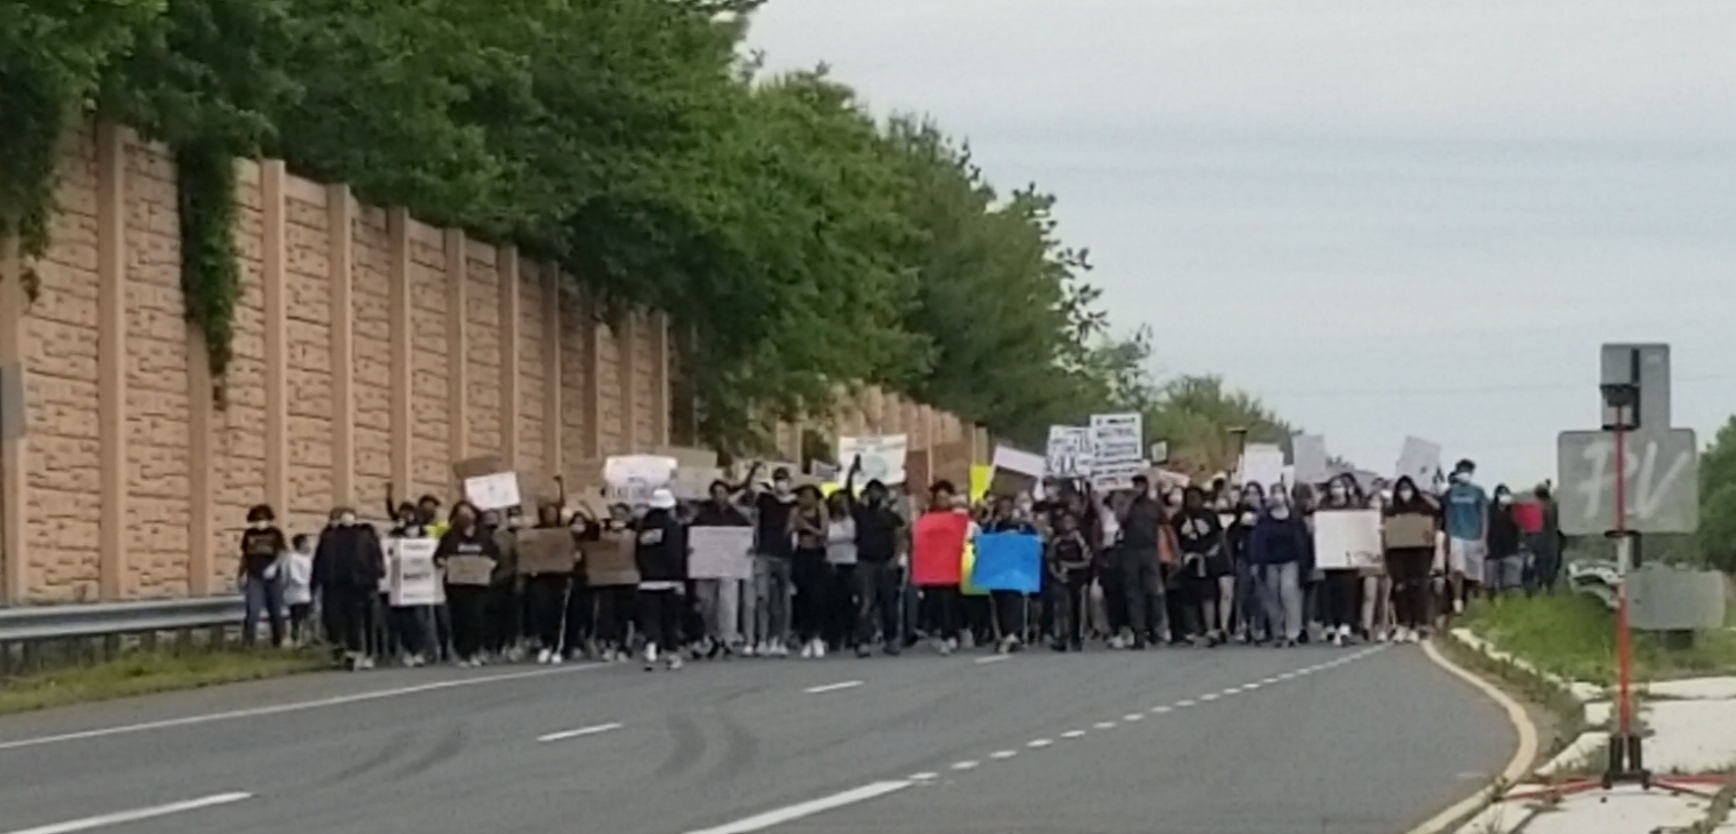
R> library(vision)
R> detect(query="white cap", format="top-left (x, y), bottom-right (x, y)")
top-left (649, 488), bottom-right (677, 510)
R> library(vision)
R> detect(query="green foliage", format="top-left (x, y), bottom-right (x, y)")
top-left (1141, 375), bottom-right (1295, 476)
top-left (1676, 416), bottom-right (1736, 571)
top-left (1464, 592), bottom-right (1736, 685)
top-left (2, 0), bottom-right (1289, 452)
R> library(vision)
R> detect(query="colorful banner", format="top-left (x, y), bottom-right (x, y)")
top-left (970, 532), bottom-right (1043, 594)
top-left (911, 511), bottom-right (969, 587)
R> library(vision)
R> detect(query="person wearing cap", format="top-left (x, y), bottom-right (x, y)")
top-left (636, 488), bottom-right (688, 670)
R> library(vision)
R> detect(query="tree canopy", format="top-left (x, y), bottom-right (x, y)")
top-left (0, 0), bottom-right (1186, 453)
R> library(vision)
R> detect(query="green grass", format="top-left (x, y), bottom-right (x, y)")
top-left (1463, 592), bottom-right (1736, 685)
top-left (0, 648), bottom-right (330, 716)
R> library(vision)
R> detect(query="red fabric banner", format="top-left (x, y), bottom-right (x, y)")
top-left (911, 510), bottom-right (969, 587)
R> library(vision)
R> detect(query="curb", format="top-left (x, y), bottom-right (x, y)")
top-left (1402, 638), bottom-right (1541, 834)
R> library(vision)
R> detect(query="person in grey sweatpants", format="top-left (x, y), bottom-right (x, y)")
top-left (1250, 496), bottom-right (1311, 647)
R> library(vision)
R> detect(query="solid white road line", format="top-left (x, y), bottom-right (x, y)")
top-left (803, 680), bottom-right (865, 694)
top-left (536, 722), bottom-right (624, 743)
top-left (974, 655), bottom-right (1011, 665)
top-left (683, 781), bottom-right (913, 834)
top-left (5, 792), bottom-right (252, 834)
top-left (0, 663), bottom-right (604, 752)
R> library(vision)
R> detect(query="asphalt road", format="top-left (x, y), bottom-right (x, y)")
top-left (0, 643), bottom-right (1513, 834)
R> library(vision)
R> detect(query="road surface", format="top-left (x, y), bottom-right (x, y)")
top-left (0, 644), bottom-right (1513, 834)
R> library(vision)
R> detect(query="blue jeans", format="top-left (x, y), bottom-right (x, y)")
top-left (751, 556), bottom-right (793, 646)
top-left (242, 574), bottom-right (285, 647)
top-left (1261, 562), bottom-right (1303, 643)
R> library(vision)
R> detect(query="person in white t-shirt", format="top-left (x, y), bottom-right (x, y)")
top-left (282, 534), bottom-right (316, 645)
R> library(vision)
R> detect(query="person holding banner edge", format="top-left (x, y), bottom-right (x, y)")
top-left (839, 457), bottom-right (906, 658)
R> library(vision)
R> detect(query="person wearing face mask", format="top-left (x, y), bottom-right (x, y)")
top-left (1485, 485), bottom-right (1523, 596)
top-left (481, 509), bottom-right (524, 661)
top-left (435, 501), bottom-right (501, 666)
top-left (1172, 486), bottom-right (1228, 646)
top-left (986, 494), bottom-right (1039, 653)
top-left (1317, 475), bottom-right (1365, 646)
top-left (1250, 493), bottom-right (1312, 647)
top-left (1527, 484), bottom-right (1564, 593)
top-left (384, 503), bottom-right (439, 666)
top-left (787, 484), bottom-right (831, 659)
top-left (239, 504), bottom-right (290, 648)
top-left (312, 505), bottom-right (386, 669)
top-left (746, 465), bottom-right (798, 658)
top-left (1227, 495), bottom-right (1265, 643)
top-left (845, 459), bottom-right (906, 657)
top-left (1382, 476), bottom-right (1437, 641)
top-left (1442, 459), bottom-right (1490, 613)
top-left (1046, 511), bottom-right (1093, 651)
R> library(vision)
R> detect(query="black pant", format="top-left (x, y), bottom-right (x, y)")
top-left (1321, 570), bottom-right (1361, 631)
top-left (919, 585), bottom-right (960, 641)
top-left (593, 585), bottom-right (635, 645)
top-left (525, 574), bottom-right (570, 649)
top-left (854, 561), bottom-right (901, 646)
top-left (483, 582), bottom-right (521, 653)
top-left (446, 584), bottom-right (489, 660)
top-left (563, 576), bottom-right (594, 653)
top-left (637, 588), bottom-right (682, 651)
top-left (1120, 548), bottom-right (1164, 645)
top-left (320, 586), bottom-right (370, 655)
top-left (1387, 549), bottom-right (1432, 629)
top-left (991, 590), bottom-right (1025, 641)
top-left (1048, 571), bottom-right (1090, 646)
top-left (828, 564), bottom-right (857, 647)
top-left (391, 606), bottom-right (427, 656)
top-left (791, 553), bottom-right (830, 643)
top-left (288, 602), bottom-right (312, 642)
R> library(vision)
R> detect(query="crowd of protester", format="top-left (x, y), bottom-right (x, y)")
top-left (233, 455), bottom-right (1564, 671)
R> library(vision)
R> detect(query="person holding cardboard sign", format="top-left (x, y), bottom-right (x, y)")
top-left (434, 501), bottom-right (502, 667)
top-left (522, 500), bottom-right (580, 665)
top-left (1383, 476), bottom-right (1439, 642)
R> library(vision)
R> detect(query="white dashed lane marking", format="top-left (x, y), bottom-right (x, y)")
top-left (1093, 721), bottom-right (1117, 730)
top-left (1060, 730), bottom-right (1087, 739)
top-left (1028, 739), bottom-right (1054, 748)
top-left (989, 750), bottom-right (1017, 760)
top-left (951, 760), bottom-right (979, 771)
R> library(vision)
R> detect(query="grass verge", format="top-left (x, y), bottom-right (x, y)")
top-left (1461, 592), bottom-right (1736, 686)
top-left (0, 648), bottom-right (329, 716)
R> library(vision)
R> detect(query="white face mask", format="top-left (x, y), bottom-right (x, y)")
top-left (1451, 471), bottom-right (1470, 484)
top-left (1269, 507), bottom-right (1291, 520)
top-left (339, 513), bottom-right (357, 526)
top-left (1329, 486), bottom-right (1347, 500)
top-left (250, 520), bottom-right (269, 530)
top-left (1240, 511), bottom-right (1258, 525)
top-left (1397, 488), bottom-right (1415, 501)
top-left (1498, 494), bottom-right (1513, 506)
top-left (773, 480), bottom-right (791, 496)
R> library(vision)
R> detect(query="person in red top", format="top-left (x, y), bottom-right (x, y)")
top-left (911, 480), bottom-right (971, 655)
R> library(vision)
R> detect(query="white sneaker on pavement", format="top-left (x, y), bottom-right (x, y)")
top-left (812, 640), bottom-right (827, 659)
top-left (536, 648), bottom-right (553, 665)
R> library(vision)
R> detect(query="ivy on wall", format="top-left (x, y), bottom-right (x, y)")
top-left (174, 141), bottom-right (240, 382)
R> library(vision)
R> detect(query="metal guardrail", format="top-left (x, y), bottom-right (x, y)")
top-left (0, 596), bottom-right (243, 643)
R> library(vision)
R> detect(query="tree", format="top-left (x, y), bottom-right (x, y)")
top-left (1142, 375), bottom-right (1294, 477)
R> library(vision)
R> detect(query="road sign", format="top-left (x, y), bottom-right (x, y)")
top-left (1557, 428), bottom-right (1699, 535)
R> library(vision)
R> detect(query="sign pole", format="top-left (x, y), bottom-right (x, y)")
top-left (1607, 422), bottom-right (1644, 786)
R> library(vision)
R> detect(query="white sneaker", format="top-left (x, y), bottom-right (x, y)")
top-left (741, 643), bottom-right (758, 657)
top-left (1453, 598), bottom-right (1465, 614)
top-left (667, 654), bottom-right (683, 671)
top-left (812, 640), bottom-right (827, 659)
top-left (550, 652), bottom-right (564, 665)
top-left (536, 648), bottom-right (553, 665)
top-left (644, 644), bottom-right (659, 664)
top-left (1331, 632), bottom-right (1345, 648)
top-left (1337, 624), bottom-right (1353, 639)
top-left (799, 640), bottom-right (815, 659)
top-left (359, 656), bottom-right (376, 670)
top-left (772, 640), bottom-right (790, 658)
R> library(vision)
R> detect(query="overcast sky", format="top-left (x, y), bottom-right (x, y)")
top-left (745, 0), bottom-right (1736, 487)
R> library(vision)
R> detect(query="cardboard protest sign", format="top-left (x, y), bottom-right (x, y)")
top-left (580, 529), bottom-right (639, 586)
top-left (464, 471), bottom-right (523, 511)
top-left (1384, 513), bottom-right (1437, 550)
top-left (904, 448), bottom-right (931, 496)
top-left (930, 441), bottom-right (972, 491)
top-left (387, 538), bottom-right (440, 606)
top-left (688, 526), bottom-right (754, 580)
top-left (988, 446), bottom-right (1044, 497)
top-left (443, 554), bottom-right (496, 586)
top-left (517, 527), bottom-right (579, 575)
top-left (1313, 509), bottom-right (1383, 570)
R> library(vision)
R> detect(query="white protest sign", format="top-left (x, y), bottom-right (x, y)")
top-left (1089, 412), bottom-right (1144, 491)
top-left (1236, 443), bottom-right (1285, 491)
top-left (837, 434), bottom-right (908, 485)
top-left (1149, 441), bottom-right (1170, 464)
top-left (387, 538), bottom-right (440, 606)
top-left (687, 526), bottom-right (755, 580)
top-left (603, 454), bottom-right (678, 506)
top-left (464, 471), bottom-right (523, 511)
top-left (1045, 426), bottom-right (1092, 479)
top-left (1292, 434), bottom-right (1329, 484)
top-left (1395, 436), bottom-right (1444, 494)
top-left (991, 446), bottom-right (1047, 479)
top-left (1312, 509), bottom-right (1383, 570)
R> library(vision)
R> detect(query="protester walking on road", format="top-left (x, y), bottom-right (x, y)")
top-left (844, 463), bottom-right (904, 657)
top-left (1443, 459), bottom-right (1490, 612)
top-left (239, 503), bottom-right (290, 648)
top-left (747, 466), bottom-right (797, 657)
top-left (1251, 493), bottom-right (1311, 647)
top-left (635, 489), bottom-right (688, 671)
top-left (1383, 477), bottom-right (1437, 643)
top-left (1118, 474), bottom-right (1167, 649)
top-left (312, 506), bottom-right (386, 669)
top-left (435, 502), bottom-right (500, 667)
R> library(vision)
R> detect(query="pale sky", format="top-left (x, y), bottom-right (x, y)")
top-left (745, 0), bottom-right (1736, 488)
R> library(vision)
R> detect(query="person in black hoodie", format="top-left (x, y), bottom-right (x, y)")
top-left (311, 505), bottom-right (385, 669)
top-left (637, 488), bottom-right (688, 671)
top-left (844, 458), bottom-right (905, 657)
top-left (1172, 486), bottom-right (1227, 646)
top-left (434, 501), bottom-right (501, 667)
top-left (1485, 484), bottom-right (1523, 596)
top-left (1226, 496), bottom-right (1265, 643)
top-left (1383, 476), bottom-right (1438, 641)
top-left (1250, 493), bottom-right (1312, 647)
top-left (1046, 510), bottom-right (1093, 651)
top-left (239, 503), bottom-right (289, 648)
top-left (986, 495), bottom-right (1039, 654)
